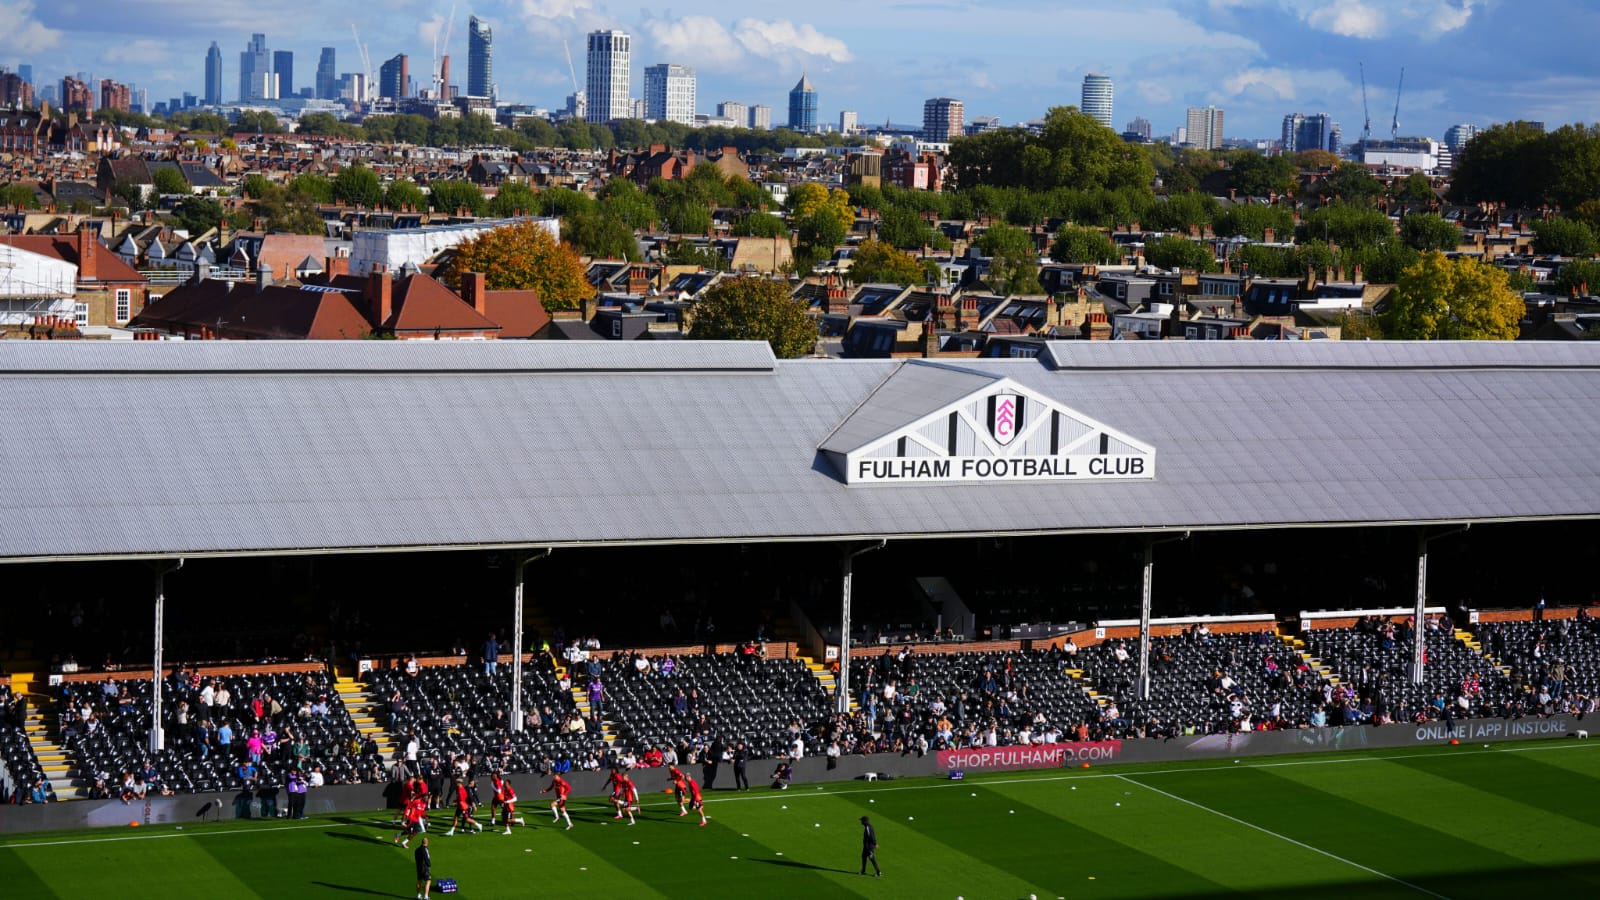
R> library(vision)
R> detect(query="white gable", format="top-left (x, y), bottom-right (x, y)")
top-left (832, 376), bottom-right (1155, 485)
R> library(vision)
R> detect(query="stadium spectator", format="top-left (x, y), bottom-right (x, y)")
top-left (483, 633), bottom-right (500, 676)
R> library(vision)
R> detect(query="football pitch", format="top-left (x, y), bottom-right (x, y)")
top-left (3, 739), bottom-right (1599, 899)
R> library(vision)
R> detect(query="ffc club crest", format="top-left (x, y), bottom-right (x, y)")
top-left (987, 391), bottom-right (1024, 446)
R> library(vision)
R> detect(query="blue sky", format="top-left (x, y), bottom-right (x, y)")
top-left (6, 0), bottom-right (1597, 140)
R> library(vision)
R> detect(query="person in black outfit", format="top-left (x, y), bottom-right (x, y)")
top-left (732, 742), bottom-right (749, 791)
top-left (859, 815), bottom-right (881, 876)
top-left (702, 742), bottom-right (719, 790)
top-left (414, 836), bottom-right (432, 899)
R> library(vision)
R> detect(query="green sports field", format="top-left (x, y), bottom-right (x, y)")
top-left (4, 740), bottom-right (1599, 899)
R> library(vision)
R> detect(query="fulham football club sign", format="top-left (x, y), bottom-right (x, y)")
top-left (822, 372), bottom-right (1155, 486)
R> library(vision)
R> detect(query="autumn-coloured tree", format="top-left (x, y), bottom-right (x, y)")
top-left (438, 221), bottom-right (591, 313)
top-left (689, 277), bottom-right (818, 358)
top-left (849, 239), bottom-right (926, 286)
top-left (1381, 251), bottom-right (1522, 340)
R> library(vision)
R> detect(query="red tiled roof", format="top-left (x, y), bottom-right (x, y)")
top-left (5, 234), bottom-right (146, 284)
top-left (386, 273), bottom-right (501, 334)
top-left (482, 290), bottom-right (550, 339)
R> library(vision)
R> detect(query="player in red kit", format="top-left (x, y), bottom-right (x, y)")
top-left (394, 791), bottom-right (427, 847)
top-left (491, 772), bottom-right (525, 833)
top-left (542, 774), bottom-right (574, 829)
top-left (446, 778), bottom-right (483, 835)
top-left (668, 766), bottom-right (688, 816)
top-left (683, 775), bottom-right (708, 826)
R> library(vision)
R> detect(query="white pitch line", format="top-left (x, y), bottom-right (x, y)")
top-left (2, 740), bottom-right (1591, 850)
top-left (1115, 774), bottom-right (1451, 900)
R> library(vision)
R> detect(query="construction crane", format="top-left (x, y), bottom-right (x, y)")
top-left (1391, 67), bottom-right (1405, 142)
top-left (1359, 62), bottom-right (1372, 148)
top-left (562, 37), bottom-right (580, 95)
top-left (431, 2), bottom-right (457, 98)
top-left (350, 23), bottom-right (374, 102)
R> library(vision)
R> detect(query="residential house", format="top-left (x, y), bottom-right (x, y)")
top-left (6, 229), bottom-right (150, 329)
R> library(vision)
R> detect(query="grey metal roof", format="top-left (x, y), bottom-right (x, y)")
top-left (3, 340), bottom-right (1600, 562)
top-left (818, 362), bottom-right (999, 455)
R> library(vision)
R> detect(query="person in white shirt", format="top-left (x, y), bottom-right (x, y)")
top-left (308, 767), bottom-right (325, 788)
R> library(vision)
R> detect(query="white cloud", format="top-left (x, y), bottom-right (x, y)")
top-left (733, 19), bottom-right (853, 63)
top-left (0, 0), bottom-right (61, 56)
top-left (517, 0), bottom-right (593, 17)
top-left (1306, 3), bottom-right (1383, 39)
top-left (641, 16), bottom-right (746, 69)
top-left (102, 39), bottom-right (172, 67)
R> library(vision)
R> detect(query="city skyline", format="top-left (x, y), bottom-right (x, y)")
top-left (1, 1), bottom-right (1596, 139)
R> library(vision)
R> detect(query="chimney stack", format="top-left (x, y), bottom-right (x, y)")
top-left (462, 271), bottom-right (489, 317)
top-left (367, 267), bottom-right (393, 327)
top-left (77, 224), bottom-right (98, 282)
top-left (256, 262), bottom-right (273, 294)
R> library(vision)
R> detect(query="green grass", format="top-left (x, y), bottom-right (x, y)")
top-left (4, 739), bottom-right (1600, 899)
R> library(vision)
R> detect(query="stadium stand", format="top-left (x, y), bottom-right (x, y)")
top-left (841, 648), bottom-right (1103, 748)
top-left (1076, 630), bottom-right (1331, 734)
top-left (364, 660), bottom-right (603, 773)
top-left (601, 653), bottom-right (832, 760)
top-left (1302, 620), bottom-right (1516, 721)
top-left (1480, 616), bottom-right (1600, 707)
top-left (2, 689), bottom-right (54, 804)
top-left (54, 670), bottom-right (368, 798)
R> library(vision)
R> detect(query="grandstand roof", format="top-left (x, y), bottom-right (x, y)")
top-left (3, 340), bottom-right (1600, 562)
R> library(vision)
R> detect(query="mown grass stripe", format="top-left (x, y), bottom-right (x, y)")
top-left (1117, 773), bottom-right (1449, 898)
top-left (0, 846), bottom-right (61, 900)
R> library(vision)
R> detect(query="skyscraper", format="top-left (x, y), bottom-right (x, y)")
top-left (1185, 106), bottom-right (1224, 150)
top-left (748, 104), bottom-right (771, 131)
top-left (379, 54), bottom-right (409, 100)
top-left (273, 50), bottom-right (294, 98)
top-left (1281, 113), bottom-right (1334, 153)
top-left (839, 110), bottom-right (858, 135)
top-left (240, 33), bottom-right (273, 102)
top-left (60, 76), bottom-right (93, 114)
top-left (204, 41), bottom-right (223, 105)
top-left (717, 101), bottom-right (746, 126)
top-left (1126, 117), bottom-right (1152, 141)
top-left (922, 97), bottom-right (963, 142)
top-left (316, 48), bottom-right (337, 100)
top-left (16, 64), bottom-right (31, 86)
top-left (1443, 123), bottom-right (1478, 152)
top-left (787, 73), bottom-right (817, 132)
top-left (585, 30), bottom-right (630, 123)
top-left (644, 63), bottom-right (695, 124)
top-left (468, 15), bottom-right (493, 99)
top-left (1080, 74), bottom-right (1113, 128)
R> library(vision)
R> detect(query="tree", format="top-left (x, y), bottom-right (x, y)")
top-left (732, 212), bottom-right (788, 238)
top-left (1294, 149), bottom-right (1341, 170)
top-left (1381, 251), bottom-right (1523, 340)
top-left (876, 206), bottom-right (938, 250)
top-left (169, 197), bottom-right (229, 235)
top-left (1214, 203), bottom-right (1294, 241)
top-left (689, 277), bottom-right (817, 358)
top-left (385, 179), bottom-right (426, 211)
top-left (1391, 172), bottom-right (1436, 203)
top-left (296, 112), bottom-right (361, 138)
top-left (949, 106), bottom-right (1154, 195)
top-left (1399, 213), bottom-right (1464, 252)
top-left (664, 241), bottom-right (726, 271)
top-left (437, 221), bottom-right (591, 312)
top-left (1144, 191), bottom-right (1218, 232)
top-left (1320, 163), bottom-right (1384, 203)
top-left (236, 110), bottom-right (283, 134)
top-left (849, 239), bottom-right (926, 286)
top-left (1531, 217), bottom-right (1600, 257)
top-left (1050, 225), bottom-right (1119, 264)
top-left (786, 183), bottom-right (854, 270)
top-left (286, 173), bottom-right (333, 205)
top-left (599, 180), bottom-right (656, 230)
top-left (1298, 203), bottom-right (1395, 248)
top-left (1143, 235), bottom-right (1218, 272)
top-left (241, 174), bottom-right (276, 199)
top-left (151, 166), bottom-right (189, 196)
top-left (1226, 152), bottom-right (1297, 197)
top-left (0, 184), bottom-right (39, 208)
top-left (977, 223), bottom-right (1041, 293)
top-left (1554, 259), bottom-right (1600, 297)
top-left (428, 180), bottom-right (486, 216)
top-left (331, 165), bottom-right (383, 207)
top-left (111, 178), bottom-right (146, 212)
top-left (566, 211), bottom-right (640, 260)
top-left (489, 182), bottom-right (539, 218)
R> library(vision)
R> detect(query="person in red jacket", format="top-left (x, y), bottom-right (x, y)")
top-left (683, 775), bottom-right (708, 827)
top-left (542, 774), bottom-right (573, 829)
top-left (491, 772), bottom-right (525, 833)
top-left (446, 778), bottom-right (482, 835)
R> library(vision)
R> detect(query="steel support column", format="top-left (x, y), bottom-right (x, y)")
top-left (838, 540), bottom-right (886, 714)
top-left (149, 558), bottom-right (184, 753)
top-left (512, 549), bottom-right (552, 733)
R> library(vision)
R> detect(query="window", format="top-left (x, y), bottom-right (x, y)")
top-left (610, 319), bottom-right (622, 338)
top-left (1159, 282), bottom-right (1173, 296)
top-left (75, 303), bottom-right (89, 327)
top-left (1185, 325), bottom-right (1198, 339)
top-left (114, 289), bottom-right (131, 323)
